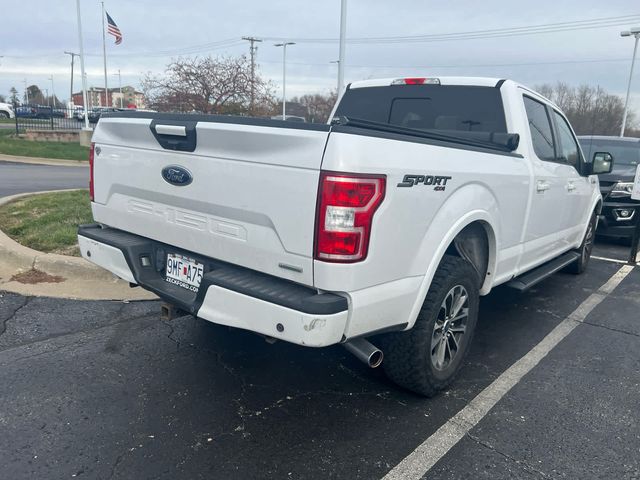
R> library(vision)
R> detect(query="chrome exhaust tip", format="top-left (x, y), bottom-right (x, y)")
top-left (343, 338), bottom-right (383, 368)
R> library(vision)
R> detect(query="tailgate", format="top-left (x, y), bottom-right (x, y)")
top-left (91, 114), bottom-right (330, 286)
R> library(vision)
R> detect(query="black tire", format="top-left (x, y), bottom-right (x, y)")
top-left (0, 111), bottom-right (9, 119)
top-left (565, 212), bottom-right (596, 275)
top-left (379, 255), bottom-right (479, 397)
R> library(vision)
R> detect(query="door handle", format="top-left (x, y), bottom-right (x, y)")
top-left (536, 180), bottom-right (550, 193)
top-left (566, 181), bottom-right (576, 192)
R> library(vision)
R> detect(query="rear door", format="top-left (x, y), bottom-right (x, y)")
top-left (550, 109), bottom-right (593, 245)
top-left (519, 95), bottom-right (571, 270)
top-left (91, 115), bottom-right (330, 286)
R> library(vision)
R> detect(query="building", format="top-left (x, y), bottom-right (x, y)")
top-left (71, 86), bottom-right (146, 109)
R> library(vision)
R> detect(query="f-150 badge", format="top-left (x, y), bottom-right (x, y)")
top-left (397, 174), bottom-right (452, 191)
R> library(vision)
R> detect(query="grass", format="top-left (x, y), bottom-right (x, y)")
top-left (0, 190), bottom-right (92, 256)
top-left (0, 129), bottom-right (89, 161)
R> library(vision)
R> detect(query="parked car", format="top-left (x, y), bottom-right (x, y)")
top-left (0, 102), bottom-right (15, 119)
top-left (15, 105), bottom-right (52, 119)
top-left (578, 135), bottom-right (639, 238)
top-left (88, 107), bottom-right (118, 123)
top-left (73, 107), bottom-right (85, 121)
top-left (78, 76), bottom-right (611, 396)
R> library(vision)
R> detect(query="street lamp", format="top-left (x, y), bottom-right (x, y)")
top-left (620, 27), bottom-right (640, 137)
top-left (274, 42), bottom-right (295, 119)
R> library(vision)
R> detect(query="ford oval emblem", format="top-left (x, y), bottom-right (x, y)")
top-left (161, 165), bottom-right (193, 186)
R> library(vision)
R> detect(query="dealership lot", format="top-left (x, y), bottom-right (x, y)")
top-left (0, 241), bottom-right (638, 479)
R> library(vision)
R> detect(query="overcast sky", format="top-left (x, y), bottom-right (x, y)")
top-left (1, 0), bottom-right (639, 111)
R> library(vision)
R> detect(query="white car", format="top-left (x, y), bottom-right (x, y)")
top-left (0, 102), bottom-right (15, 119)
top-left (78, 76), bottom-right (613, 396)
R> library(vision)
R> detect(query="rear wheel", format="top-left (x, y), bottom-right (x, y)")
top-left (566, 212), bottom-right (596, 274)
top-left (380, 255), bottom-right (479, 397)
top-left (0, 111), bottom-right (9, 119)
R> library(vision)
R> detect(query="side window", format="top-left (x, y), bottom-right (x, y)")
top-left (523, 96), bottom-right (555, 161)
top-left (552, 111), bottom-right (581, 168)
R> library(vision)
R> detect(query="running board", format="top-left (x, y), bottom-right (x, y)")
top-left (507, 252), bottom-right (580, 291)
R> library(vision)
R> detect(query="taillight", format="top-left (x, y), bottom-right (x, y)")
top-left (315, 172), bottom-right (385, 263)
top-left (89, 142), bottom-right (95, 201)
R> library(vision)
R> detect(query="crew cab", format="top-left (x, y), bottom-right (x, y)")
top-left (78, 77), bottom-right (612, 396)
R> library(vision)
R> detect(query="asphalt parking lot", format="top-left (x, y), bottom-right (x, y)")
top-left (1, 240), bottom-right (638, 479)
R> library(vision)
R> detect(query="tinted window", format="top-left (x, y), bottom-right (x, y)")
top-left (552, 111), bottom-right (581, 167)
top-left (334, 85), bottom-right (507, 133)
top-left (523, 96), bottom-right (555, 161)
top-left (578, 138), bottom-right (640, 166)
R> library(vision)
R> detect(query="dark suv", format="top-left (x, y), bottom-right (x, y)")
top-left (578, 136), bottom-right (639, 238)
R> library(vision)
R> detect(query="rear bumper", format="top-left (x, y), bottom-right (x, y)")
top-left (77, 224), bottom-right (349, 347)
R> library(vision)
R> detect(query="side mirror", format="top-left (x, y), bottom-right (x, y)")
top-left (591, 152), bottom-right (613, 175)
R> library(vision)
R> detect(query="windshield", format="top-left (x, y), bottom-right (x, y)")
top-left (578, 139), bottom-right (640, 166)
top-left (334, 85), bottom-right (507, 134)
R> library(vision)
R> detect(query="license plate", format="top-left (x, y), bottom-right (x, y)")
top-left (165, 253), bottom-right (204, 292)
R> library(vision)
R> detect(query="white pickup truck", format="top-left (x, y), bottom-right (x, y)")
top-left (78, 76), bottom-right (614, 396)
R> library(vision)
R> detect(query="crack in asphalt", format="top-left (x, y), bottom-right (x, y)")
top-left (0, 296), bottom-right (31, 339)
top-left (465, 431), bottom-right (553, 479)
top-left (160, 318), bottom-right (181, 351)
top-left (578, 319), bottom-right (640, 339)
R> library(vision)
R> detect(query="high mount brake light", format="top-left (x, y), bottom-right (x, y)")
top-left (315, 172), bottom-right (386, 263)
top-left (391, 77), bottom-right (441, 85)
top-left (89, 142), bottom-right (95, 201)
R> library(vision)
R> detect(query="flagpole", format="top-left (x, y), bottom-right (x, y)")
top-left (75, 0), bottom-right (90, 130)
top-left (101, 1), bottom-right (109, 107)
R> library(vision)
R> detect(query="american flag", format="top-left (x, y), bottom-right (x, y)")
top-left (106, 12), bottom-right (122, 45)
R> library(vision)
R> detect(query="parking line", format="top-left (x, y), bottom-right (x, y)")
top-left (382, 264), bottom-right (634, 480)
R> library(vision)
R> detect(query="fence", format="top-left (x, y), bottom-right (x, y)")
top-left (13, 103), bottom-right (85, 132)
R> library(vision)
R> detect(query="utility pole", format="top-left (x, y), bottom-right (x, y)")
top-left (242, 36), bottom-right (262, 115)
top-left (620, 27), bottom-right (640, 137)
top-left (64, 51), bottom-right (79, 105)
top-left (337, 0), bottom-right (347, 96)
top-left (274, 42), bottom-right (295, 120)
top-left (23, 79), bottom-right (29, 104)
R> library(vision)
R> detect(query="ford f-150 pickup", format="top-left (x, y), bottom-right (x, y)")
top-left (78, 76), bottom-right (613, 396)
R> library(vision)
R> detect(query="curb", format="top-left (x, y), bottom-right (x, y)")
top-left (0, 153), bottom-right (88, 167)
top-left (0, 190), bottom-right (155, 301)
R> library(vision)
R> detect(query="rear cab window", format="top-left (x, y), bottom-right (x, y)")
top-left (334, 84), bottom-right (508, 135)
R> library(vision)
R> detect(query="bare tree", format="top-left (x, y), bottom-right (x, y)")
top-left (535, 82), bottom-right (635, 136)
top-left (142, 55), bottom-right (276, 115)
top-left (290, 91), bottom-right (338, 123)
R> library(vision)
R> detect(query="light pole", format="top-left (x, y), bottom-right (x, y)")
top-left (337, 0), bottom-right (347, 96)
top-left (48, 75), bottom-right (55, 108)
top-left (620, 27), bottom-right (640, 137)
top-left (113, 69), bottom-right (122, 108)
top-left (75, 0), bottom-right (90, 130)
top-left (274, 42), bottom-right (295, 119)
top-left (23, 79), bottom-right (29, 104)
top-left (64, 51), bottom-right (79, 106)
